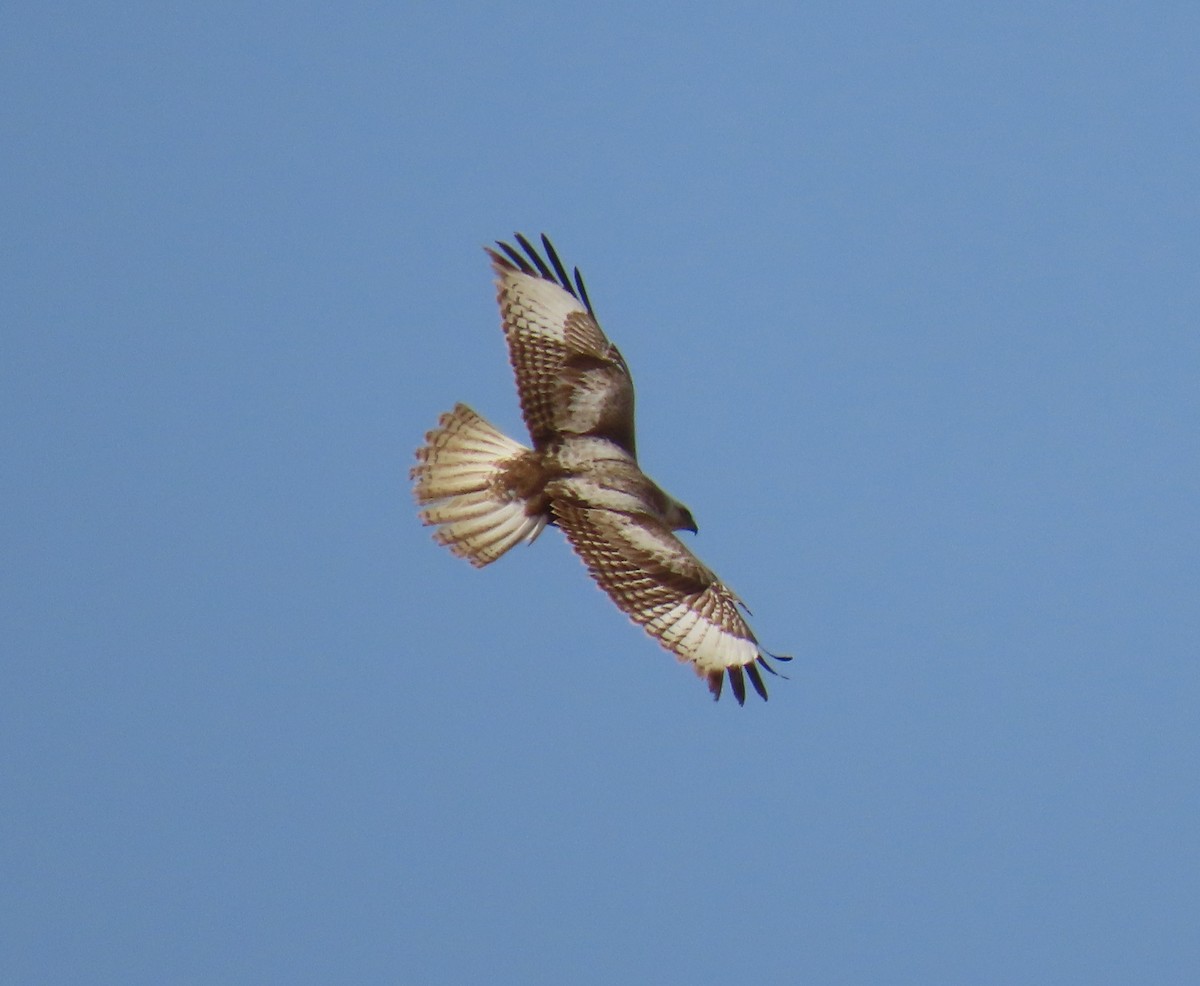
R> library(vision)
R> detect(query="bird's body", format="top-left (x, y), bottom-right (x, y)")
top-left (412, 234), bottom-right (787, 702)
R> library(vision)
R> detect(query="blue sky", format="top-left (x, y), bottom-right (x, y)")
top-left (3, 3), bottom-right (1198, 983)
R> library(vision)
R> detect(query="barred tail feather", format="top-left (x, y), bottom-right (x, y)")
top-left (412, 403), bottom-right (547, 567)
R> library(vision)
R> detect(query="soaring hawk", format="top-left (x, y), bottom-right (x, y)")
top-left (412, 234), bottom-right (789, 702)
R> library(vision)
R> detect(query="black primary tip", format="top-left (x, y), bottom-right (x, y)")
top-left (496, 239), bottom-right (531, 273)
top-left (514, 232), bottom-right (554, 282)
top-left (745, 661), bottom-right (768, 701)
top-left (573, 267), bottom-right (593, 314)
top-left (728, 665), bottom-right (747, 706)
top-left (541, 234), bottom-right (573, 292)
top-left (495, 233), bottom-right (595, 316)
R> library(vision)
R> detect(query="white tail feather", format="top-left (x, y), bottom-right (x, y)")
top-left (412, 404), bottom-right (547, 567)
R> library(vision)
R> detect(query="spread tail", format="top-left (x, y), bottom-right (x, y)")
top-left (411, 403), bottom-right (547, 567)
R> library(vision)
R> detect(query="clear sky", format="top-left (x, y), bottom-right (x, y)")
top-left (3, 3), bottom-right (1198, 983)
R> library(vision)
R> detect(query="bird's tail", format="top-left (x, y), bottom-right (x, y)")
top-left (412, 403), bottom-right (548, 567)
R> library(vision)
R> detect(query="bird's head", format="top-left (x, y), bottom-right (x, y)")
top-left (664, 497), bottom-right (698, 534)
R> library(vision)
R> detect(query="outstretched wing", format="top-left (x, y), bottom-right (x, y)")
top-left (550, 497), bottom-right (788, 704)
top-left (487, 234), bottom-right (637, 456)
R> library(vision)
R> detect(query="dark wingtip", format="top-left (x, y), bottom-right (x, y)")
top-left (491, 233), bottom-right (594, 315)
top-left (745, 661), bottom-right (768, 701)
top-left (493, 239), bottom-right (532, 274)
top-left (728, 665), bottom-right (747, 706)
top-left (756, 650), bottom-right (792, 680)
top-left (514, 232), bottom-right (554, 281)
top-left (574, 267), bottom-right (594, 315)
top-left (541, 233), bottom-right (572, 290)
top-left (709, 655), bottom-right (784, 705)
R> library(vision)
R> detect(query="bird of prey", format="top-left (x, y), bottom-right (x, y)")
top-left (412, 233), bottom-right (789, 703)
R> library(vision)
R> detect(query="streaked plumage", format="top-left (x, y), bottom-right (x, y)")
top-left (412, 234), bottom-right (788, 702)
